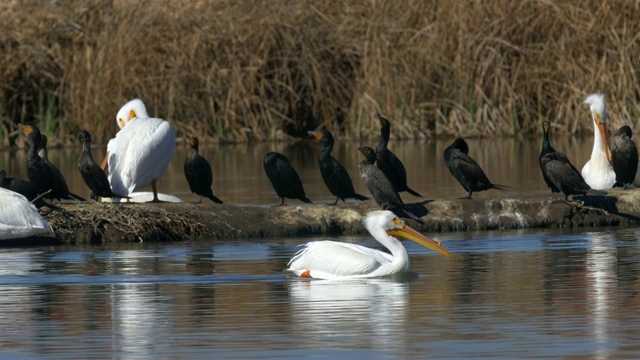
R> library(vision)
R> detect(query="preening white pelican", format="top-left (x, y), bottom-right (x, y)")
top-left (0, 188), bottom-right (51, 240)
top-left (581, 93), bottom-right (616, 190)
top-left (102, 99), bottom-right (176, 202)
top-left (287, 210), bottom-right (455, 280)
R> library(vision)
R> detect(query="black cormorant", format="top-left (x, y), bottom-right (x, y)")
top-left (0, 169), bottom-right (46, 208)
top-left (77, 130), bottom-right (126, 201)
top-left (375, 114), bottom-right (422, 197)
top-left (263, 152), bottom-right (312, 206)
top-left (539, 121), bottom-right (560, 192)
top-left (21, 125), bottom-right (84, 202)
top-left (184, 136), bottom-right (223, 204)
top-left (309, 129), bottom-right (368, 205)
top-left (444, 138), bottom-right (506, 199)
top-left (358, 146), bottom-right (422, 223)
top-left (610, 125), bottom-right (638, 188)
top-left (540, 151), bottom-right (600, 201)
top-left (38, 134), bottom-right (48, 160)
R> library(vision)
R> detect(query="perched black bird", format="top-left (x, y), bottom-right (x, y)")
top-left (21, 125), bottom-right (85, 202)
top-left (77, 130), bottom-right (126, 201)
top-left (309, 129), bottom-right (368, 205)
top-left (539, 121), bottom-right (560, 193)
top-left (444, 138), bottom-right (506, 199)
top-left (184, 136), bottom-right (223, 204)
top-left (540, 151), bottom-right (601, 201)
top-left (375, 114), bottom-right (422, 197)
top-left (358, 146), bottom-right (422, 223)
top-left (263, 152), bottom-right (312, 206)
top-left (0, 169), bottom-right (46, 208)
top-left (38, 134), bottom-right (49, 160)
top-left (610, 125), bottom-right (638, 188)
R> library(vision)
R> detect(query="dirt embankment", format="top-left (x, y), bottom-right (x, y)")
top-left (22, 188), bottom-right (640, 246)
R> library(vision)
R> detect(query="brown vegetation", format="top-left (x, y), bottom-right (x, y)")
top-left (1, 0), bottom-right (639, 145)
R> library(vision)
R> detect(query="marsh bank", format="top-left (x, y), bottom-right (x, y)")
top-left (28, 188), bottom-right (640, 245)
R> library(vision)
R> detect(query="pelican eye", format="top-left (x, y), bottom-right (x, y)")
top-left (118, 118), bottom-right (125, 127)
top-left (596, 113), bottom-right (602, 124)
top-left (392, 217), bottom-right (404, 226)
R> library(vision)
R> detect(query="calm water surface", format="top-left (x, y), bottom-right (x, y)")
top-left (1, 138), bottom-right (639, 358)
top-left (0, 227), bottom-right (639, 358)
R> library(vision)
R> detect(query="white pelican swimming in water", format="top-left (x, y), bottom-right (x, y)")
top-left (102, 99), bottom-right (176, 202)
top-left (287, 210), bottom-right (455, 280)
top-left (0, 188), bottom-right (51, 240)
top-left (581, 93), bottom-right (616, 190)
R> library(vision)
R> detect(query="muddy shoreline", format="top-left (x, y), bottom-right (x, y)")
top-left (12, 188), bottom-right (637, 246)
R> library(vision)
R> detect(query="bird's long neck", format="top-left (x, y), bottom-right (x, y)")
top-left (591, 116), bottom-right (609, 162)
top-left (377, 126), bottom-right (390, 151)
top-left (370, 226), bottom-right (410, 271)
top-left (82, 142), bottom-right (94, 161)
top-left (319, 140), bottom-right (333, 160)
top-left (27, 138), bottom-right (40, 162)
top-left (188, 144), bottom-right (199, 159)
top-left (542, 129), bottom-right (550, 149)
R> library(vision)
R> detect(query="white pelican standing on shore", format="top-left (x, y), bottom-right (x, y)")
top-left (0, 188), bottom-right (51, 240)
top-left (581, 93), bottom-right (616, 190)
top-left (101, 99), bottom-right (176, 202)
top-left (287, 210), bottom-right (455, 280)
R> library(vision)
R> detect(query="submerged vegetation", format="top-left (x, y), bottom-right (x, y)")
top-left (1, 0), bottom-right (639, 143)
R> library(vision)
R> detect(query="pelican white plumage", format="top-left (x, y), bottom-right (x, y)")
top-left (101, 191), bottom-right (183, 203)
top-left (0, 188), bottom-right (51, 240)
top-left (287, 210), bottom-right (455, 280)
top-left (102, 99), bottom-right (176, 202)
top-left (581, 93), bottom-right (616, 190)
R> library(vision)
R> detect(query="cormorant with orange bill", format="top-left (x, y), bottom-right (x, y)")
top-left (540, 151), bottom-right (604, 201)
top-left (21, 125), bottom-right (85, 202)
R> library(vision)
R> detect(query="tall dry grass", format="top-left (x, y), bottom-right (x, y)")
top-left (0, 0), bottom-right (639, 144)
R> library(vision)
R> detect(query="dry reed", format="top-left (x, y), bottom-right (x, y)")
top-left (1, 0), bottom-right (639, 144)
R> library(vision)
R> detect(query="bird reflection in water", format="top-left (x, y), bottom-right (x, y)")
top-left (109, 250), bottom-right (174, 355)
top-left (585, 232), bottom-right (617, 360)
top-left (288, 278), bottom-right (410, 351)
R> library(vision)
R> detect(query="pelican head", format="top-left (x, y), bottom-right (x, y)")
top-left (116, 98), bottom-right (148, 129)
top-left (364, 210), bottom-right (455, 258)
top-left (584, 93), bottom-right (606, 123)
top-left (584, 93), bottom-right (610, 161)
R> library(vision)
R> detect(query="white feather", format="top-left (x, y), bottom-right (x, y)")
top-left (107, 99), bottom-right (176, 195)
top-left (287, 210), bottom-right (448, 280)
top-left (100, 192), bottom-right (183, 203)
top-left (582, 93), bottom-right (616, 189)
top-left (0, 188), bottom-right (51, 240)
